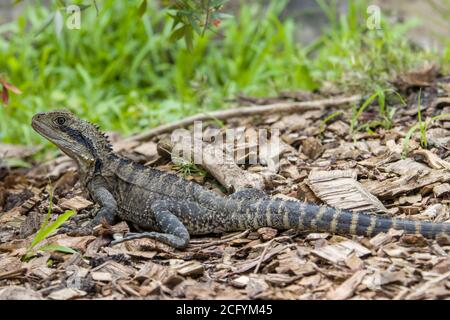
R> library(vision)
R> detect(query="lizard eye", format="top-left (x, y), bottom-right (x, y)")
top-left (54, 116), bottom-right (66, 126)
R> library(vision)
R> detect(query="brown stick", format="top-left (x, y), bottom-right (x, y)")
top-left (125, 95), bottom-right (361, 142)
top-left (253, 239), bottom-right (274, 274)
top-left (190, 230), bottom-right (251, 249)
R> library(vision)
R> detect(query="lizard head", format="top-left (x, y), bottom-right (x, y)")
top-left (32, 110), bottom-right (113, 167)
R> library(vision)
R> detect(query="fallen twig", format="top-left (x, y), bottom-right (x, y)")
top-left (190, 230), bottom-right (250, 249)
top-left (125, 95), bottom-right (361, 142)
top-left (253, 239), bottom-right (275, 274)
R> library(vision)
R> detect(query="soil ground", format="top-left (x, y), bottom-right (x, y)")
top-left (1, 64), bottom-right (450, 300)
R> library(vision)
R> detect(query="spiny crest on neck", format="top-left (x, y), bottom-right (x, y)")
top-left (80, 117), bottom-right (114, 154)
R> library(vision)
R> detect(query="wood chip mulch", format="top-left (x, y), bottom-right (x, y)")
top-left (1, 64), bottom-right (450, 300)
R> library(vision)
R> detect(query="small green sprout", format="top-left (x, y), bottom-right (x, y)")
top-left (23, 188), bottom-right (77, 261)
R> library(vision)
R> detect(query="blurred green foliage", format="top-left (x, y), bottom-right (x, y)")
top-left (163, 0), bottom-right (231, 51)
top-left (0, 0), bottom-right (446, 146)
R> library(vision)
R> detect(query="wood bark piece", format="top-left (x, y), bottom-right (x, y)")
top-left (394, 62), bottom-right (439, 91)
top-left (125, 95), bottom-right (361, 142)
top-left (246, 276), bottom-right (270, 299)
top-left (311, 240), bottom-right (371, 264)
top-left (43, 235), bottom-right (96, 252)
top-left (382, 158), bottom-right (431, 176)
top-left (90, 260), bottom-right (135, 279)
top-left (0, 286), bottom-right (43, 300)
top-left (173, 261), bottom-right (204, 277)
top-left (405, 271), bottom-right (450, 299)
top-left (202, 142), bottom-right (265, 191)
top-left (133, 141), bottom-right (159, 159)
top-left (0, 143), bottom-right (39, 159)
top-left (307, 170), bottom-right (388, 213)
top-left (433, 183), bottom-right (450, 197)
top-left (59, 196), bottom-right (93, 211)
top-left (48, 288), bottom-right (87, 300)
top-left (231, 244), bottom-right (295, 274)
top-left (426, 128), bottom-right (450, 148)
top-left (0, 268), bottom-right (27, 281)
top-left (326, 270), bottom-right (368, 300)
top-left (158, 132), bottom-right (264, 192)
top-left (366, 169), bottom-right (450, 198)
top-left (91, 271), bottom-right (113, 282)
top-left (431, 97), bottom-right (450, 109)
top-left (134, 261), bottom-right (182, 288)
top-left (413, 149), bottom-right (450, 170)
top-left (231, 275), bottom-right (250, 288)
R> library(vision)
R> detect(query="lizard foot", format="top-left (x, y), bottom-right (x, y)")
top-left (110, 231), bottom-right (189, 249)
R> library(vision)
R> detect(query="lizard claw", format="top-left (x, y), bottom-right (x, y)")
top-left (110, 232), bottom-right (148, 246)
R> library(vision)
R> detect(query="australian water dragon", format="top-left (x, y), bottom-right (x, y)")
top-left (31, 110), bottom-right (450, 248)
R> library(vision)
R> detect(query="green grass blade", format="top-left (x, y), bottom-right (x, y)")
top-left (31, 189), bottom-right (54, 248)
top-left (39, 244), bottom-right (78, 254)
top-left (416, 89), bottom-right (428, 148)
top-left (30, 210), bottom-right (76, 249)
top-left (402, 123), bottom-right (420, 158)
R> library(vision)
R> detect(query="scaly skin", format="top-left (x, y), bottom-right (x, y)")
top-left (31, 110), bottom-right (450, 248)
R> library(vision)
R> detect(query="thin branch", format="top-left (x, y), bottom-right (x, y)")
top-left (124, 95), bottom-right (361, 142)
top-left (202, 0), bottom-right (210, 36)
top-left (190, 230), bottom-right (250, 248)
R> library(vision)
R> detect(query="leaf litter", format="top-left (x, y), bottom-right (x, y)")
top-left (1, 66), bottom-right (450, 300)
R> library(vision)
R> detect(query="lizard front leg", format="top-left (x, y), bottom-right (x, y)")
top-left (65, 177), bottom-right (118, 236)
top-left (88, 177), bottom-right (117, 227)
top-left (111, 200), bottom-right (190, 249)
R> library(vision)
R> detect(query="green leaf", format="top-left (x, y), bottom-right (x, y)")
top-left (71, 4), bottom-right (91, 12)
top-left (30, 210), bottom-right (76, 250)
top-left (357, 92), bottom-right (379, 119)
top-left (169, 14), bottom-right (184, 31)
top-left (187, 14), bottom-right (202, 35)
top-left (39, 244), bottom-right (78, 255)
top-left (184, 25), bottom-right (194, 52)
top-left (214, 12), bottom-right (233, 19)
top-left (35, 13), bottom-right (56, 37)
top-left (138, 0), bottom-right (147, 17)
top-left (169, 25), bottom-right (187, 42)
top-left (320, 110), bottom-right (344, 132)
top-left (174, 10), bottom-right (195, 16)
top-left (4, 158), bottom-right (31, 168)
top-left (31, 191), bottom-right (55, 248)
top-left (376, 87), bottom-right (385, 116)
top-left (402, 123), bottom-right (419, 158)
top-left (431, 113), bottom-right (450, 122)
top-left (210, 0), bottom-right (227, 7)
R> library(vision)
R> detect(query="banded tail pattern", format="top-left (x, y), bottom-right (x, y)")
top-left (228, 198), bottom-right (450, 239)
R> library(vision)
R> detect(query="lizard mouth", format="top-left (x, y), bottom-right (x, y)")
top-left (31, 118), bottom-right (49, 136)
top-left (31, 117), bottom-right (60, 142)
top-left (32, 118), bottom-right (75, 158)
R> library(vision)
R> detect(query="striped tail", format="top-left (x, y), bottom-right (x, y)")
top-left (230, 198), bottom-right (450, 239)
